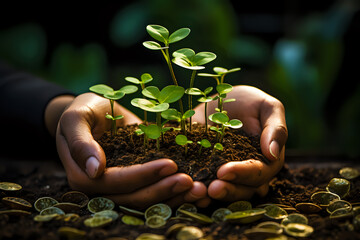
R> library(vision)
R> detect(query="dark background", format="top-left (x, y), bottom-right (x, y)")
top-left (1, 0), bottom-right (359, 157)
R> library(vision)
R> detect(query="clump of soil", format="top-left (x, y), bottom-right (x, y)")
top-left (98, 123), bottom-right (267, 186)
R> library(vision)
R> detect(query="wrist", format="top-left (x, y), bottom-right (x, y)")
top-left (44, 95), bottom-right (75, 137)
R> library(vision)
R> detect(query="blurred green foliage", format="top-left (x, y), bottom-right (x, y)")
top-left (0, 0), bottom-right (359, 156)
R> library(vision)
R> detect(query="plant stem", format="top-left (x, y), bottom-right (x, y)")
top-left (198, 146), bottom-right (202, 155)
top-left (162, 47), bottom-right (186, 134)
top-left (156, 112), bottom-right (162, 150)
top-left (188, 70), bottom-right (197, 131)
top-left (205, 102), bottom-right (208, 135)
top-left (140, 83), bottom-right (148, 125)
top-left (110, 100), bottom-right (116, 137)
top-left (219, 125), bottom-right (226, 143)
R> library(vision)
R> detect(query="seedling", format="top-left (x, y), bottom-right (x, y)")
top-left (172, 48), bottom-right (216, 130)
top-left (212, 142), bottom-right (224, 156)
top-left (161, 108), bottom-right (195, 134)
top-left (89, 84), bottom-right (138, 137)
top-left (209, 112), bottom-right (243, 143)
top-left (197, 139), bottom-right (211, 155)
top-left (139, 124), bottom-right (161, 150)
top-left (175, 134), bottom-right (193, 155)
top-left (125, 73), bottom-right (153, 124)
top-left (186, 87), bottom-right (217, 134)
top-left (143, 25), bottom-right (191, 115)
top-left (216, 83), bottom-right (235, 112)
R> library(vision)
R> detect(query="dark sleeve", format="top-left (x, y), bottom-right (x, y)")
top-left (0, 61), bottom-right (75, 159)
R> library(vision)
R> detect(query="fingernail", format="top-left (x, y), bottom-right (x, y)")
top-left (85, 156), bottom-right (99, 178)
top-left (269, 140), bottom-right (280, 160)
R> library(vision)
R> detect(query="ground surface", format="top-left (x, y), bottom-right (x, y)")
top-left (1, 154), bottom-right (359, 239)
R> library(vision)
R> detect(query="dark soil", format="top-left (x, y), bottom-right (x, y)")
top-left (99, 123), bottom-right (267, 186)
top-left (1, 159), bottom-right (360, 239)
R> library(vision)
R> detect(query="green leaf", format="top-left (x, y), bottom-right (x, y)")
top-left (120, 85), bottom-right (138, 94)
top-left (145, 124), bottom-right (161, 139)
top-left (137, 99), bottom-right (169, 112)
top-left (169, 28), bottom-right (190, 44)
top-left (175, 135), bottom-right (188, 146)
top-left (161, 108), bottom-right (181, 122)
top-left (226, 119), bottom-right (243, 129)
top-left (209, 112), bottom-right (229, 124)
top-left (185, 88), bottom-right (202, 95)
top-left (135, 128), bottom-right (144, 135)
top-left (162, 127), bottom-right (172, 133)
top-left (125, 77), bottom-right (141, 84)
top-left (158, 85), bottom-right (184, 104)
top-left (227, 67), bottom-right (241, 74)
top-left (113, 115), bottom-right (124, 120)
top-left (142, 41), bottom-right (168, 50)
top-left (141, 73), bottom-right (153, 84)
top-left (105, 114), bottom-right (114, 120)
top-left (224, 98), bottom-right (236, 103)
top-left (142, 86), bottom-right (160, 100)
top-left (198, 96), bottom-right (214, 103)
top-left (204, 87), bottom-right (213, 95)
top-left (89, 84), bottom-right (114, 95)
top-left (213, 67), bottom-right (228, 75)
top-left (214, 143), bottom-right (224, 151)
top-left (198, 139), bottom-right (211, 148)
top-left (182, 110), bottom-right (195, 119)
top-left (210, 126), bottom-right (220, 132)
top-left (172, 57), bottom-right (205, 70)
top-left (139, 124), bottom-right (147, 133)
top-left (172, 48), bottom-right (195, 59)
top-left (192, 52), bottom-right (217, 66)
top-left (104, 91), bottom-right (125, 100)
top-left (146, 25), bottom-right (169, 43)
top-left (216, 83), bottom-right (233, 95)
top-left (197, 73), bottom-right (220, 78)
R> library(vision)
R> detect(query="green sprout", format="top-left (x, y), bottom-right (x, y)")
top-left (197, 139), bottom-right (211, 155)
top-left (172, 48), bottom-right (216, 130)
top-left (175, 134), bottom-right (193, 155)
top-left (131, 85), bottom-right (184, 149)
top-left (212, 142), bottom-right (224, 156)
top-left (89, 84), bottom-right (138, 137)
top-left (125, 73), bottom-right (153, 124)
top-left (186, 87), bottom-right (216, 134)
top-left (216, 83), bottom-right (235, 113)
top-left (143, 24), bottom-right (190, 115)
top-left (161, 108), bottom-right (195, 134)
top-left (138, 124), bottom-right (161, 150)
top-left (209, 112), bottom-right (243, 143)
top-left (198, 66), bottom-right (241, 85)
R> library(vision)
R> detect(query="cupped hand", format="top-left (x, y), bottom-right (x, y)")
top-left (56, 93), bottom-right (208, 209)
top-left (193, 85), bottom-right (288, 202)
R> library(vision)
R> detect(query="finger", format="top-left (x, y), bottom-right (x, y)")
top-left (216, 156), bottom-right (284, 187)
top-left (57, 131), bottom-right (179, 194)
top-left (208, 179), bottom-right (269, 202)
top-left (260, 97), bottom-right (288, 161)
top-left (104, 173), bottom-right (193, 209)
top-left (164, 181), bottom-right (208, 208)
top-left (58, 107), bottom-right (107, 179)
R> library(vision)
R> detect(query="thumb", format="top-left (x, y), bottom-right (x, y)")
top-left (260, 99), bottom-right (288, 161)
top-left (57, 109), bottom-right (106, 179)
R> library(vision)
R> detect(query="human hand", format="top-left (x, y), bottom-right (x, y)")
top-left (193, 85), bottom-right (288, 202)
top-left (55, 93), bottom-right (207, 208)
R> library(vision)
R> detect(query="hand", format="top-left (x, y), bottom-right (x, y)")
top-left (55, 93), bottom-right (207, 208)
top-left (193, 85), bottom-right (288, 202)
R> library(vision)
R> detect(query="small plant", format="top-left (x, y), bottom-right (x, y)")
top-left (185, 87), bottom-right (216, 134)
top-left (161, 108), bottom-right (195, 134)
top-left (89, 84), bottom-right (138, 137)
top-left (138, 124), bottom-right (161, 150)
top-left (125, 73), bottom-right (153, 124)
top-left (175, 134), bottom-right (193, 156)
top-left (197, 139), bottom-right (211, 155)
top-left (209, 112), bottom-right (243, 143)
top-left (212, 142), bottom-right (224, 156)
